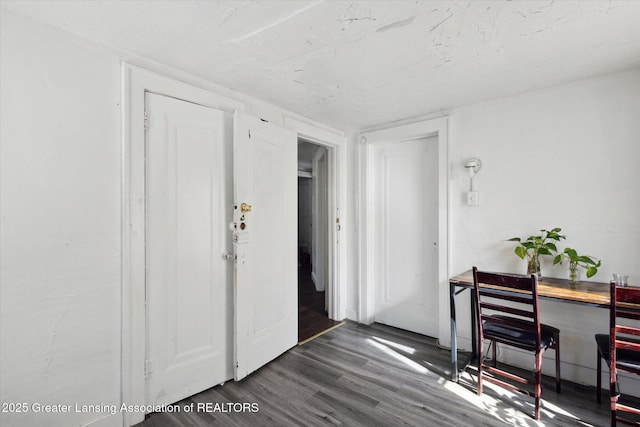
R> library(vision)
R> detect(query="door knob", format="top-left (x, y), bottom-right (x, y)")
top-left (240, 203), bottom-right (252, 213)
top-left (223, 252), bottom-right (235, 261)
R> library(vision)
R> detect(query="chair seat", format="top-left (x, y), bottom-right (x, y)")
top-left (484, 316), bottom-right (558, 350)
top-left (595, 333), bottom-right (640, 370)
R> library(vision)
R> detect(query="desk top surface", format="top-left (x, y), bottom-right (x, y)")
top-left (450, 269), bottom-right (610, 307)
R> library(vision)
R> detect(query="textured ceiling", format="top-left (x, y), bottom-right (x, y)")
top-left (2, 0), bottom-right (640, 131)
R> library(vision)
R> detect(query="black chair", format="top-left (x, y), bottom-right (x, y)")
top-left (473, 267), bottom-right (561, 420)
top-left (595, 281), bottom-right (640, 426)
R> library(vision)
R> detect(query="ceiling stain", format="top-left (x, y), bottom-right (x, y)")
top-left (429, 13), bottom-right (453, 33)
top-left (376, 16), bottom-right (416, 33)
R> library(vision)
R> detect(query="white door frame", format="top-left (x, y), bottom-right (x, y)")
top-left (122, 64), bottom-right (347, 426)
top-left (121, 63), bottom-right (243, 426)
top-left (357, 118), bottom-right (449, 338)
top-left (285, 118), bottom-right (346, 321)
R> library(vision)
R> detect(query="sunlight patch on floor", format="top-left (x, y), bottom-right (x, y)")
top-left (438, 376), bottom-right (594, 426)
top-left (370, 336), bottom-right (416, 354)
top-left (366, 338), bottom-right (428, 374)
top-left (364, 334), bottom-right (593, 426)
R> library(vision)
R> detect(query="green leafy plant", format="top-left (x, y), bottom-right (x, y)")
top-left (508, 227), bottom-right (566, 259)
top-left (553, 247), bottom-right (601, 279)
top-left (507, 228), bottom-right (566, 275)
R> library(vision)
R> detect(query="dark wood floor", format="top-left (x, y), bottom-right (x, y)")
top-left (298, 262), bottom-right (341, 343)
top-left (135, 321), bottom-right (632, 427)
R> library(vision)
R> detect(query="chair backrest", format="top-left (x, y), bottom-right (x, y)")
top-left (472, 266), bottom-right (541, 351)
top-left (609, 281), bottom-right (640, 425)
top-left (610, 281), bottom-right (640, 375)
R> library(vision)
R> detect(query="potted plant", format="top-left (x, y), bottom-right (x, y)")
top-left (507, 228), bottom-right (566, 277)
top-left (553, 247), bottom-right (601, 283)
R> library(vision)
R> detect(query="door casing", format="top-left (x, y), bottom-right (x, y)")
top-left (285, 119), bottom-right (346, 321)
top-left (358, 118), bottom-right (449, 339)
top-left (122, 64), bottom-right (243, 426)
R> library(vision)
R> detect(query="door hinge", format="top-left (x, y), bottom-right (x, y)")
top-left (144, 110), bottom-right (153, 130)
top-left (144, 359), bottom-right (155, 377)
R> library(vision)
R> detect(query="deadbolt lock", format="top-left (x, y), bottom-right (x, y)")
top-left (240, 203), bottom-right (253, 213)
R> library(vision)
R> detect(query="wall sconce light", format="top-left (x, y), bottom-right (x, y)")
top-left (464, 158), bottom-right (481, 178)
top-left (464, 158), bottom-right (482, 206)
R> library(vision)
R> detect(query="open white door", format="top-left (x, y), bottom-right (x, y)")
top-left (233, 111), bottom-right (297, 380)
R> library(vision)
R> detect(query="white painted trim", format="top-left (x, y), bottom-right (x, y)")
top-left (83, 412), bottom-right (122, 427)
top-left (284, 117), bottom-right (347, 321)
top-left (119, 62), bottom-right (130, 427)
top-left (123, 65), bottom-right (347, 426)
top-left (357, 118), bottom-right (449, 340)
top-left (121, 63), bottom-right (244, 427)
top-left (285, 117), bottom-right (345, 146)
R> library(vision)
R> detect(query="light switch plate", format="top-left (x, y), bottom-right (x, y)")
top-left (467, 191), bottom-right (479, 206)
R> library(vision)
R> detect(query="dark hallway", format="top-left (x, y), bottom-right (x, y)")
top-left (298, 260), bottom-right (342, 343)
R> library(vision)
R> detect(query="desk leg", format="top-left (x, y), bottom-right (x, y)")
top-left (450, 281), bottom-right (458, 382)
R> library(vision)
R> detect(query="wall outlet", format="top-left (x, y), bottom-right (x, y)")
top-left (467, 191), bottom-right (479, 206)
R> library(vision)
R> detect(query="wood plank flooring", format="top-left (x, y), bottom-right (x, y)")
top-left (298, 263), bottom-right (341, 343)
top-left (136, 321), bottom-right (628, 427)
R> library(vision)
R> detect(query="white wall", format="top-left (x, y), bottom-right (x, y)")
top-left (447, 68), bottom-right (640, 387)
top-left (1, 11), bottom-right (122, 427)
top-left (345, 67), bottom-right (640, 389)
top-left (0, 10), bottom-right (345, 427)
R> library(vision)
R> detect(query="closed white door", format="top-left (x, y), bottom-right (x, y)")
top-left (373, 136), bottom-right (439, 337)
top-left (145, 93), bottom-right (233, 406)
top-left (233, 111), bottom-right (297, 380)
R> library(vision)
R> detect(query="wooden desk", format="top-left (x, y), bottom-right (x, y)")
top-left (449, 269), bottom-right (611, 382)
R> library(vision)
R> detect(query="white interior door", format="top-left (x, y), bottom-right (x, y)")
top-left (233, 111), bottom-right (297, 380)
top-left (373, 136), bottom-right (439, 337)
top-left (145, 93), bottom-right (233, 406)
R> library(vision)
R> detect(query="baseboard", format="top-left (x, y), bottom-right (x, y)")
top-left (345, 308), bottom-right (358, 321)
top-left (81, 411), bottom-right (122, 427)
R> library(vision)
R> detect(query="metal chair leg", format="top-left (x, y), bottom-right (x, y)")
top-left (555, 332), bottom-right (561, 393)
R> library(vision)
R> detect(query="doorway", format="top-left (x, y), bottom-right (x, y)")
top-left (358, 118), bottom-right (449, 342)
top-left (297, 140), bottom-right (341, 342)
